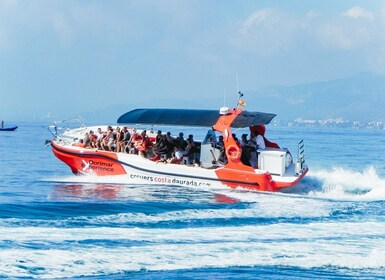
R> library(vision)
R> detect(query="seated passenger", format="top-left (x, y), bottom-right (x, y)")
top-left (120, 127), bottom-right (131, 153)
top-left (95, 128), bottom-right (104, 149)
top-left (248, 131), bottom-right (266, 168)
top-left (73, 138), bottom-right (86, 148)
top-left (101, 126), bottom-right (114, 151)
top-left (249, 131), bottom-right (258, 168)
top-left (128, 142), bottom-right (137, 154)
top-left (255, 131), bottom-right (266, 149)
top-left (154, 130), bottom-right (163, 146)
top-left (175, 132), bottom-right (187, 150)
top-left (83, 132), bottom-right (91, 148)
top-left (165, 132), bottom-right (175, 156)
top-left (136, 130), bottom-right (153, 156)
top-left (89, 130), bottom-right (98, 148)
top-left (130, 129), bottom-right (142, 142)
top-left (151, 134), bottom-right (168, 161)
top-left (216, 135), bottom-right (227, 164)
top-left (240, 133), bottom-right (251, 166)
top-left (240, 133), bottom-right (249, 147)
top-left (115, 127), bottom-right (124, 152)
top-left (232, 133), bottom-right (239, 143)
top-left (215, 135), bottom-right (224, 150)
top-left (167, 146), bottom-right (184, 164)
top-left (183, 134), bottom-right (196, 164)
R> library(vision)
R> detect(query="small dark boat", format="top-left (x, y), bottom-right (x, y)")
top-left (0, 126), bottom-right (18, 131)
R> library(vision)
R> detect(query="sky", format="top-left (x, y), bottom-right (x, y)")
top-left (1, 0), bottom-right (385, 121)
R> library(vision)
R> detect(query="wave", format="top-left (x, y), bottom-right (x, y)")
top-left (44, 165), bottom-right (385, 202)
top-left (286, 166), bottom-right (385, 201)
top-left (1, 221), bottom-right (385, 278)
top-left (4, 168), bottom-right (385, 278)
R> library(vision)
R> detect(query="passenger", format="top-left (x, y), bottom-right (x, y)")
top-left (154, 130), bottom-right (162, 145)
top-left (183, 134), bottom-right (196, 164)
top-left (128, 142), bottom-right (137, 154)
top-left (115, 127), bottom-right (124, 152)
top-left (151, 134), bottom-right (168, 161)
top-left (136, 130), bottom-right (153, 157)
top-left (175, 132), bottom-right (187, 150)
top-left (73, 138), bottom-right (86, 148)
top-left (240, 133), bottom-right (251, 166)
top-left (104, 126), bottom-right (116, 151)
top-left (1, 120), bottom-right (3, 128)
top-left (206, 135), bottom-right (216, 145)
top-left (100, 126), bottom-right (110, 150)
top-left (130, 128), bottom-right (141, 143)
top-left (83, 132), bottom-right (91, 148)
top-left (89, 130), bottom-right (98, 148)
top-left (167, 146), bottom-right (184, 164)
top-left (101, 131), bottom-right (108, 149)
top-left (152, 130), bottom-right (163, 154)
top-left (216, 135), bottom-right (227, 164)
top-left (95, 128), bottom-right (104, 149)
top-left (255, 130), bottom-right (266, 149)
top-left (232, 133), bottom-right (239, 143)
top-left (165, 132), bottom-right (175, 156)
top-left (120, 127), bottom-right (131, 153)
top-left (240, 133), bottom-right (249, 147)
top-left (249, 131), bottom-right (258, 168)
top-left (216, 135), bottom-right (224, 150)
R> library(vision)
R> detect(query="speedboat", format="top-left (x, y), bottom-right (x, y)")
top-left (49, 105), bottom-right (308, 192)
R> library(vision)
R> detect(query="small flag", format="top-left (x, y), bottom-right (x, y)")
top-left (238, 99), bottom-right (247, 107)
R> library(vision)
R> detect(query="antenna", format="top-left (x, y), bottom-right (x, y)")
top-left (223, 88), bottom-right (226, 107)
top-left (220, 88), bottom-right (230, 115)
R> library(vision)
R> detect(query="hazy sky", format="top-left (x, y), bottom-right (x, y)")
top-left (1, 0), bottom-right (385, 120)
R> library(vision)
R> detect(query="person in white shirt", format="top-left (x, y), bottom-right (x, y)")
top-left (168, 146), bottom-right (184, 164)
top-left (256, 133), bottom-right (266, 149)
top-left (248, 131), bottom-right (266, 168)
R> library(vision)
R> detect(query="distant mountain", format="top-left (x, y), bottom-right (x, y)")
top-left (81, 72), bottom-right (385, 123)
top-left (246, 72), bottom-right (385, 121)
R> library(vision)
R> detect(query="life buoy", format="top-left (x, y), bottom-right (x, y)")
top-left (226, 145), bottom-right (241, 160)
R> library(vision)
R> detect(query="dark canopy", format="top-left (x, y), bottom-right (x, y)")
top-left (117, 108), bottom-right (276, 128)
top-left (117, 109), bottom-right (220, 127)
top-left (231, 111), bottom-right (276, 128)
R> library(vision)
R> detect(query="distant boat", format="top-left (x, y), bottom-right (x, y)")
top-left (0, 125), bottom-right (18, 131)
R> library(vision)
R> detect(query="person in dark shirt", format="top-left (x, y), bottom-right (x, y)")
top-left (120, 127), bottom-right (131, 153)
top-left (175, 132), bottom-right (187, 150)
top-left (183, 134), bottom-right (196, 164)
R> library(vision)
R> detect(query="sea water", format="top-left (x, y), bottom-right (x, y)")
top-left (0, 122), bottom-right (385, 279)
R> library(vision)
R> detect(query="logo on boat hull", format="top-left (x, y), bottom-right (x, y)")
top-left (81, 159), bottom-right (115, 173)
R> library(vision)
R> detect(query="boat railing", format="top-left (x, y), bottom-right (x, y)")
top-left (295, 139), bottom-right (306, 175)
top-left (48, 117), bottom-right (86, 144)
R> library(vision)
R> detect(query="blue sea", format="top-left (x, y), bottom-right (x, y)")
top-left (1, 122), bottom-right (385, 279)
